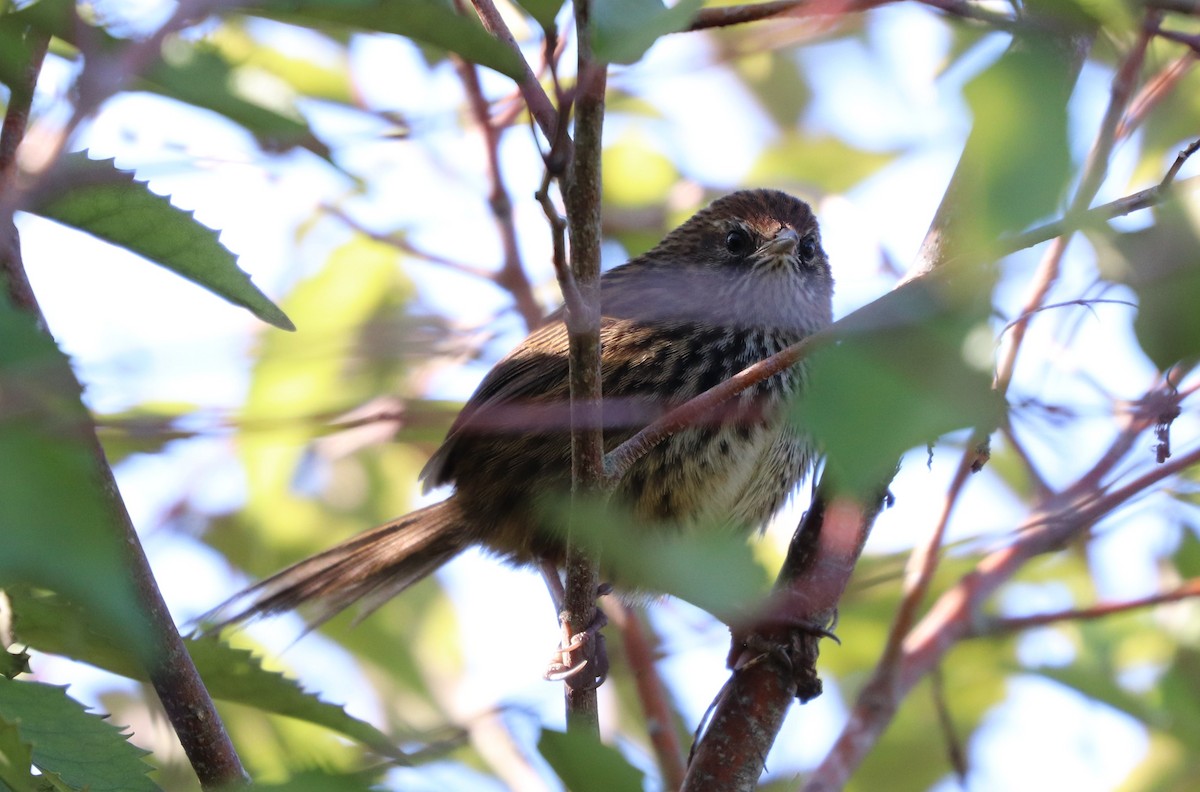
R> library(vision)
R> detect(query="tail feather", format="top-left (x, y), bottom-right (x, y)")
top-left (205, 499), bottom-right (468, 631)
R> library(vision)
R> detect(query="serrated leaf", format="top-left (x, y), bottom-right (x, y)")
top-left (0, 679), bottom-right (159, 792)
top-left (0, 649), bottom-right (30, 680)
top-left (592, 0), bottom-right (703, 64)
top-left (538, 728), bottom-right (645, 791)
top-left (242, 0), bottom-right (524, 79)
top-left (4, 589), bottom-right (401, 757)
top-left (187, 638), bottom-right (405, 759)
top-left (26, 152), bottom-right (294, 331)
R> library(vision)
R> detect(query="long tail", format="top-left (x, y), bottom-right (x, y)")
top-left (206, 499), bottom-right (469, 631)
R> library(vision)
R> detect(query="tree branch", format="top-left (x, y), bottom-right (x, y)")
top-left (469, 0), bottom-right (563, 145)
top-left (557, 0), bottom-right (608, 731)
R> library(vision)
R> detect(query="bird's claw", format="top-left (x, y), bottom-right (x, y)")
top-left (544, 609), bottom-right (609, 690)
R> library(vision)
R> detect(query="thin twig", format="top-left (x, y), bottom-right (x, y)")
top-left (453, 52), bottom-right (544, 331)
top-left (686, 0), bottom-right (1015, 32)
top-left (977, 578), bottom-right (1200, 635)
top-left (469, 0), bottom-right (563, 145)
top-left (1118, 53), bottom-right (1196, 140)
top-left (603, 601), bottom-right (688, 789)
top-left (323, 205), bottom-right (497, 280)
top-left (930, 665), bottom-right (967, 782)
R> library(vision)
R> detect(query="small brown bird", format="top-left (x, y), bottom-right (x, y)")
top-left (213, 189), bottom-right (834, 632)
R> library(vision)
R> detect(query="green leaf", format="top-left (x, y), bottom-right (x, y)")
top-left (515, 0), bottom-right (563, 29)
top-left (0, 715), bottom-right (40, 792)
top-left (592, 0), bottom-right (704, 64)
top-left (26, 153), bottom-right (294, 331)
top-left (187, 638), bottom-right (405, 759)
top-left (957, 32), bottom-right (1074, 251)
top-left (538, 728), bottom-right (645, 791)
top-left (0, 306), bottom-right (156, 658)
top-left (5, 589), bottom-right (401, 756)
top-left (0, 679), bottom-right (159, 792)
top-left (0, 12), bottom-right (37, 95)
top-left (248, 768), bottom-right (385, 791)
top-left (0, 649), bottom-right (30, 680)
top-left (542, 496), bottom-right (772, 622)
top-left (243, 0), bottom-right (524, 79)
top-left (141, 45), bottom-right (331, 160)
top-left (1091, 203), bottom-right (1200, 370)
top-left (749, 134), bottom-right (897, 194)
top-left (795, 269), bottom-right (1004, 497)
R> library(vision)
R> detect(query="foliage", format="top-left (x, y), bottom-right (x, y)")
top-left (1, 0), bottom-right (1200, 790)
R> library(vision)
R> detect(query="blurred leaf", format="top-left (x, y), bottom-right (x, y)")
top-left (1174, 527), bottom-right (1200, 579)
top-left (243, 0), bottom-right (524, 79)
top-left (211, 23), bottom-right (355, 105)
top-left (516, 0), bottom-right (563, 29)
top-left (0, 304), bottom-right (156, 657)
top-left (749, 134), bottom-right (896, 194)
top-left (0, 10), bottom-right (37, 94)
top-left (5, 588), bottom-right (401, 756)
top-left (956, 31), bottom-right (1074, 251)
top-left (27, 153), bottom-right (294, 331)
top-left (143, 44), bottom-right (331, 159)
top-left (734, 50), bottom-right (811, 130)
top-left (602, 133), bottom-right (678, 206)
top-left (1091, 203), bottom-right (1200, 369)
top-left (247, 768), bottom-right (385, 791)
top-left (0, 715), bottom-right (43, 792)
top-left (544, 497), bottom-right (772, 621)
top-left (0, 678), bottom-right (159, 792)
top-left (7, 0), bottom-right (332, 158)
top-left (94, 404), bottom-right (200, 464)
top-left (796, 271), bottom-right (1004, 497)
top-left (592, 0), bottom-right (703, 64)
top-left (538, 728), bottom-right (645, 791)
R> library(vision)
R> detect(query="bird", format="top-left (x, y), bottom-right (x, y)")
top-left (209, 188), bottom-right (834, 647)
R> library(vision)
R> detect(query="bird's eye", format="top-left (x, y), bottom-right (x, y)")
top-left (725, 229), bottom-right (752, 256)
top-left (798, 234), bottom-right (818, 263)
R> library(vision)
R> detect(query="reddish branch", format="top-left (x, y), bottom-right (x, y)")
top-left (453, 54), bottom-right (544, 332)
top-left (686, 0), bottom-right (1015, 31)
top-left (603, 601), bottom-right (688, 789)
top-left (469, 0), bottom-right (562, 144)
top-left (979, 578), bottom-right (1200, 635)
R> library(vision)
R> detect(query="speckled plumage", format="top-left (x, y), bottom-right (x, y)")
top-left (214, 189), bottom-right (834, 627)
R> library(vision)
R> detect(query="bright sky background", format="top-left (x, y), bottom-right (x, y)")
top-left (14, 1), bottom-right (1200, 789)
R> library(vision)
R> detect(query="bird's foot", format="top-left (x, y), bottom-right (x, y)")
top-left (544, 607), bottom-right (609, 691)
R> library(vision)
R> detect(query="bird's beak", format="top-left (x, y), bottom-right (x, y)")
top-left (757, 228), bottom-right (799, 263)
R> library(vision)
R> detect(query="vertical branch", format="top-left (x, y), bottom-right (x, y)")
top-left (559, 0), bottom-right (608, 732)
top-left (0, 23), bottom-right (246, 791)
